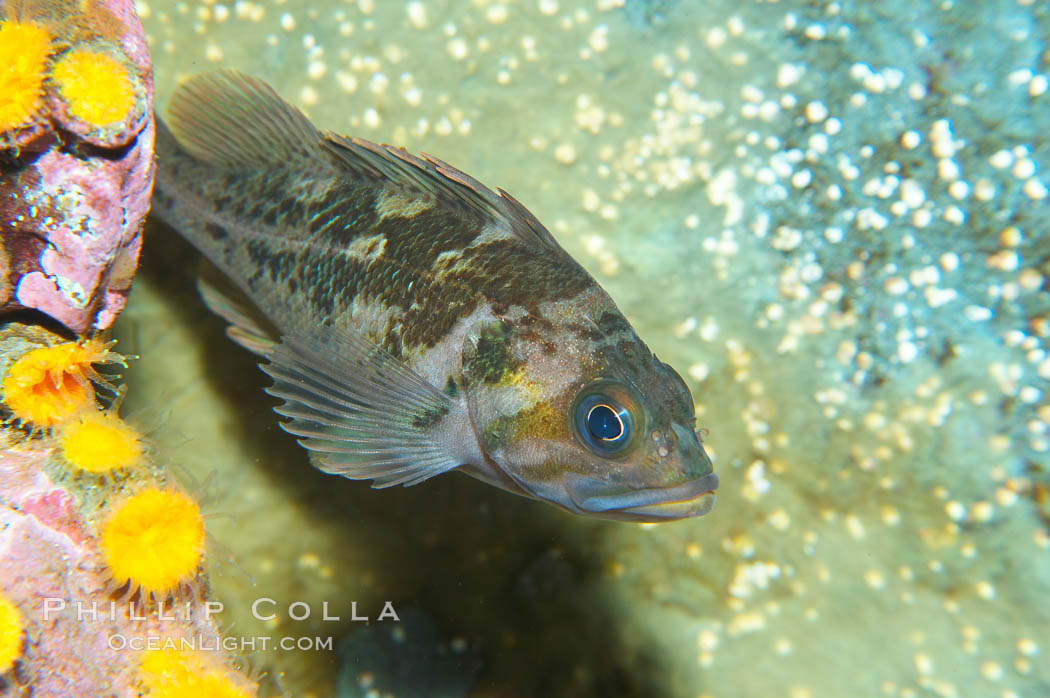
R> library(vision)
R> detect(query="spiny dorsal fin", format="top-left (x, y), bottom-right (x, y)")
top-left (166, 70), bottom-right (321, 167)
top-left (322, 133), bottom-right (567, 254)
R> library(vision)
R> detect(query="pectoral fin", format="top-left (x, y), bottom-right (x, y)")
top-left (261, 327), bottom-right (461, 487)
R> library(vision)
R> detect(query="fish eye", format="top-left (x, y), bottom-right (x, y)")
top-left (573, 387), bottom-right (637, 456)
top-left (587, 403), bottom-right (624, 440)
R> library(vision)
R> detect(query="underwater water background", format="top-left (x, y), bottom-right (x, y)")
top-left (115, 0), bottom-right (1048, 696)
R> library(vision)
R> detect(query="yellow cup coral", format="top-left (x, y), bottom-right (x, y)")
top-left (58, 409), bottom-right (143, 474)
top-left (0, 19), bottom-right (51, 135)
top-left (50, 46), bottom-right (134, 127)
top-left (101, 489), bottom-right (205, 597)
top-left (0, 593), bottom-right (25, 675)
top-left (138, 649), bottom-right (255, 698)
top-left (1, 338), bottom-right (123, 428)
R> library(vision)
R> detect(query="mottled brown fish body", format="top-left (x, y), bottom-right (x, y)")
top-left (154, 111), bottom-right (592, 361)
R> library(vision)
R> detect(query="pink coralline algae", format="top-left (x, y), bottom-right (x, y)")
top-left (0, 324), bottom-right (257, 695)
top-left (0, 0), bottom-right (154, 334)
top-left (0, 445), bottom-right (228, 696)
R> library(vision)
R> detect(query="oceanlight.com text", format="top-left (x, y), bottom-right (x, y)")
top-left (108, 633), bottom-right (335, 652)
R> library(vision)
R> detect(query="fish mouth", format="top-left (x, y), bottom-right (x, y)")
top-left (564, 472), bottom-right (719, 523)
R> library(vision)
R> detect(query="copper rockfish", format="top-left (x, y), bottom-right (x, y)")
top-left (151, 72), bottom-right (718, 522)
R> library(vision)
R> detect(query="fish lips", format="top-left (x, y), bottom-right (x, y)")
top-left (563, 471), bottom-right (720, 522)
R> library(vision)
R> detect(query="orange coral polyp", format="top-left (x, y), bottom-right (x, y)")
top-left (1, 339), bottom-right (122, 428)
top-left (137, 649), bottom-right (255, 698)
top-left (0, 593), bottom-right (24, 675)
top-left (58, 410), bottom-right (143, 474)
top-left (51, 47), bottom-right (134, 127)
top-left (0, 20), bottom-right (51, 133)
top-left (101, 489), bottom-right (205, 597)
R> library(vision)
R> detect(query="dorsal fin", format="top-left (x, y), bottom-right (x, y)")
top-left (166, 70), bottom-right (321, 167)
top-left (322, 134), bottom-right (567, 254)
top-left (168, 70), bottom-right (568, 254)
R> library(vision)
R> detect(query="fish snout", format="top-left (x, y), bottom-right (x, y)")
top-left (670, 422), bottom-right (716, 480)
